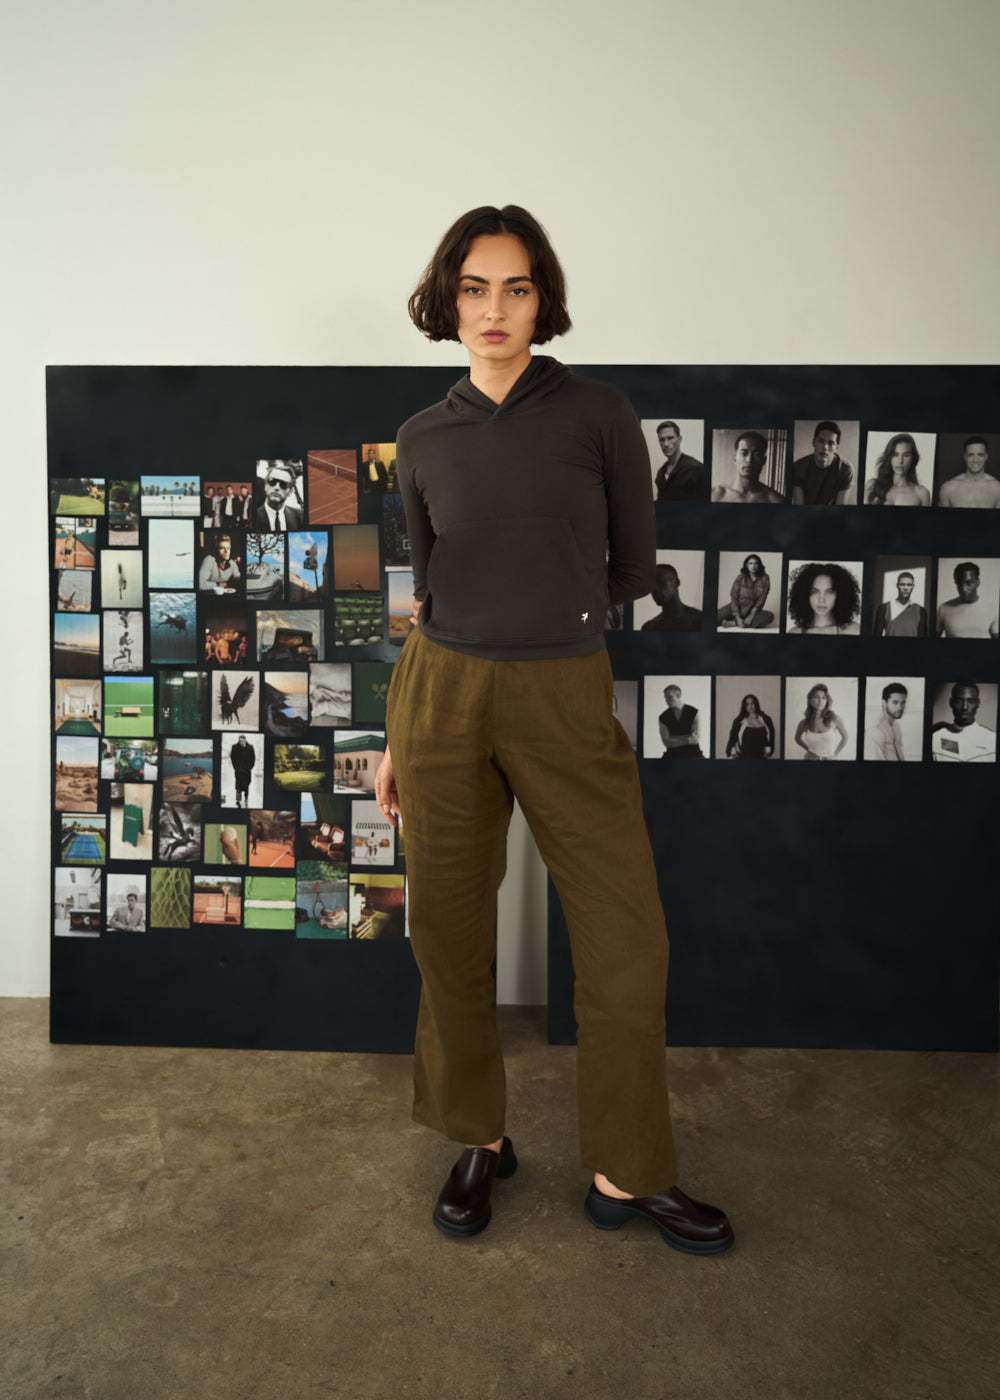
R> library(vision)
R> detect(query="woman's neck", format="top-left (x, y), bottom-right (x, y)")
top-left (468, 349), bottom-right (532, 405)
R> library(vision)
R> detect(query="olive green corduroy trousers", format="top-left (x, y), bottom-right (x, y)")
top-left (386, 629), bottom-right (678, 1196)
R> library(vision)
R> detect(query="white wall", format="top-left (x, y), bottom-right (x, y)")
top-left (3, 0), bottom-right (998, 997)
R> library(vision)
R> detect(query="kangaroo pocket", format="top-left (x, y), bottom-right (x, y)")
top-left (424, 516), bottom-right (604, 646)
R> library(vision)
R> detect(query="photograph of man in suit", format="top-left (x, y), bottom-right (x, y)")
top-left (255, 463), bottom-right (303, 531)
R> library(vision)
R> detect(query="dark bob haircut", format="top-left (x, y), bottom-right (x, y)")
top-left (407, 205), bottom-right (571, 345)
top-left (787, 561), bottom-right (861, 631)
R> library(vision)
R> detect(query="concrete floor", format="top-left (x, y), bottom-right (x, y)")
top-left (2, 1000), bottom-right (997, 1400)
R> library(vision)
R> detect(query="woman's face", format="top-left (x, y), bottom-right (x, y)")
top-left (744, 697), bottom-right (758, 715)
top-left (808, 688), bottom-right (827, 710)
top-left (890, 440), bottom-right (913, 472)
top-left (456, 234), bottom-right (539, 371)
top-left (809, 574), bottom-right (835, 620)
top-left (746, 556), bottom-right (760, 576)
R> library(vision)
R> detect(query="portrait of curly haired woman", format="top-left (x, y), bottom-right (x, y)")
top-left (787, 561), bottom-right (862, 635)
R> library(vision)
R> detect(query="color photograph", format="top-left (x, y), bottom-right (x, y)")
top-left (55, 570), bottom-right (92, 613)
top-left (53, 615), bottom-right (100, 676)
top-left (197, 528), bottom-right (245, 596)
top-left (60, 813), bottom-right (107, 864)
top-left (161, 738), bottom-right (214, 802)
top-left (262, 671), bottom-right (309, 737)
top-left (273, 743), bottom-right (326, 792)
top-left (360, 443), bottom-right (397, 494)
top-left (104, 676), bottom-right (155, 737)
top-left (295, 861), bottom-right (350, 939)
top-left (158, 671), bottom-right (207, 737)
top-left (245, 531), bottom-right (285, 602)
top-left (149, 593), bottom-right (198, 663)
top-left (55, 737), bottom-right (99, 811)
top-left (101, 739), bottom-right (158, 782)
top-left (50, 479), bottom-right (105, 515)
top-left (109, 782), bottom-right (155, 860)
top-left (332, 524), bottom-right (380, 591)
top-left (141, 476), bottom-right (201, 517)
top-left (149, 866), bottom-right (191, 928)
top-left (350, 800), bottom-right (395, 867)
top-left (381, 495), bottom-right (409, 566)
top-left (53, 866), bottom-right (101, 937)
top-left (298, 793), bottom-right (347, 863)
top-left (332, 732), bottom-right (385, 795)
top-left (257, 609), bottom-right (323, 663)
top-left (347, 873), bottom-right (406, 940)
top-left (204, 599), bottom-right (249, 666)
top-left (386, 568), bottom-right (415, 644)
top-left (54, 517), bottom-right (97, 569)
top-left (204, 823), bottom-right (246, 866)
top-left (307, 449), bottom-right (357, 526)
top-left (55, 678), bottom-right (101, 735)
top-left (334, 593), bottom-right (383, 647)
top-left (108, 481), bottom-right (140, 543)
top-left (100, 549), bottom-right (144, 608)
top-left (147, 520), bottom-right (195, 589)
top-left (243, 874), bottom-right (296, 930)
top-left (193, 876), bottom-right (243, 925)
top-left (247, 810), bottom-right (296, 868)
top-left (352, 663), bottom-right (392, 725)
top-left (288, 531), bottom-right (326, 603)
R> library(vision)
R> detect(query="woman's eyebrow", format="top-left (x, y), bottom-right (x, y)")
top-left (459, 274), bottom-right (535, 285)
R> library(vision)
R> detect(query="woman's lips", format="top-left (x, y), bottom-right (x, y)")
top-left (482, 331), bottom-right (508, 342)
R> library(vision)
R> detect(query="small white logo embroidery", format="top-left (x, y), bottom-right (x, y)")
top-left (581, 611), bottom-right (589, 622)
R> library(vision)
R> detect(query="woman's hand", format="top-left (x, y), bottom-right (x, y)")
top-left (375, 747), bottom-right (401, 826)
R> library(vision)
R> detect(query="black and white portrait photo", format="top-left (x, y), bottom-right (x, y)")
top-left (934, 432), bottom-right (1000, 509)
top-left (612, 680), bottom-right (638, 750)
top-left (105, 873), bottom-right (147, 931)
top-left (871, 557), bottom-right (931, 638)
top-left (790, 420), bottom-right (860, 506)
top-left (786, 561), bottom-right (863, 635)
top-left (640, 419), bottom-right (705, 502)
top-left (218, 732), bottom-right (264, 810)
top-left (715, 675), bottom-right (781, 759)
top-left (253, 459), bottom-right (304, 531)
top-left (784, 677), bottom-right (858, 762)
top-left (642, 675), bottom-right (712, 760)
top-left (633, 550), bottom-right (704, 632)
top-left (862, 677), bottom-right (925, 762)
top-left (716, 551), bottom-right (781, 632)
top-left (935, 558), bottom-right (999, 640)
top-left (930, 682), bottom-right (997, 763)
top-left (863, 431), bottom-right (935, 506)
top-left (710, 429), bottom-right (786, 503)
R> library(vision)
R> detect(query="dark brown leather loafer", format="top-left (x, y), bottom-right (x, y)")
top-left (585, 1183), bottom-right (734, 1255)
top-left (432, 1136), bottom-right (518, 1238)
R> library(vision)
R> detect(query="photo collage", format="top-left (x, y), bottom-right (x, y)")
top-left (619, 417), bottom-right (999, 763)
top-left (51, 454), bottom-right (410, 942)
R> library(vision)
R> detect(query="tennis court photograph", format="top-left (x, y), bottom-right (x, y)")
top-left (306, 449), bottom-right (357, 525)
top-left (60, 814), bottom-right (107, 864)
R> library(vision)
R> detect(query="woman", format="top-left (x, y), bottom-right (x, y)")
top-left (787, 561), bottom-right (861, 634)
top-left (717, 554), bottom-right (773, 629)
top-left (659, 684), bottom-right (704, 758)
top-left (865, 432), bottom-right (930, 506)
top-left (726, 694), bottom-right (775, 758)
top-left (794, 683), bottom-right (849, 760)
top-left (374, 206), bottom-right (731, 1254)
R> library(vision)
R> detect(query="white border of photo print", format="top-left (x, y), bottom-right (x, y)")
top-left (633, 550), bottom-right (705, 632)
top-left (640, 419), bottom-right (705, 501)
top-left (785, 560), bottom-right (864, 636)
top-left (862, 431), bottom-right (936, 506)
top-left (934, 558), bottom-right (1000, 640)
top-left (784, 677), bottom-right (859, 762)
top-left (716, 550), bottom-right (782, 633)
top-left (862, 677), bottom-right (925, 762)
top-left (642, 675), bottom-right (712, 760)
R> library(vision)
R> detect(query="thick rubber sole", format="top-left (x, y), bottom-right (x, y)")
top-left (584, 1193), bottom-right (734, 1256)
top-left (432, 1138), bottom-right (518, 1238)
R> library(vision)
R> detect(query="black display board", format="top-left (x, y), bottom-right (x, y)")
top-left (547, 365), bottom-right (998, 1052)
top-left (47, 366), bottom-right (998, 1054)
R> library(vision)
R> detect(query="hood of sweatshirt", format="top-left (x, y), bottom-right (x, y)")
top-left (445, 355), bottom-right (572, 420)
